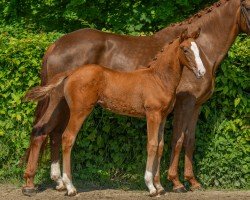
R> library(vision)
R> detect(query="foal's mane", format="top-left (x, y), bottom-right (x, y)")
top-left (147, 37), bottom-right (178, 68)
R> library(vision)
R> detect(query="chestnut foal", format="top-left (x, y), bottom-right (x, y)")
top-left (26, 29), bottom-right (205, 196)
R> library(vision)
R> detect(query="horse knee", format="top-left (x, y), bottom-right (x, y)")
top-left (147, 142), bottom-right (159, 155)
top-left (62, 134), bottom-right (75, 152)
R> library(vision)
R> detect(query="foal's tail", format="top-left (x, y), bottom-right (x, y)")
top-left (25, 70), bottom-right (72, 102)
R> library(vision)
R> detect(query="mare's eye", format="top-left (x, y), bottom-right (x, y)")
top-left (183, 48), bottom-right (188, 53)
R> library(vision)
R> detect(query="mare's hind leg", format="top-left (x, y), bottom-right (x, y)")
top-left (168, 94), bottom-right (196, 192)
top-left (62, 108), bottom-right (93, 196)
top-left (153, 119), bottom-right (166, 195)
top-left (22, 98), bottom-right (49, 196)
top-left (183, 106), bottom-right (202, 190)
top-left (144, 111), bottom-right (162, 197)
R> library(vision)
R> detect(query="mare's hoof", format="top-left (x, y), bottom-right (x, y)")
top-left (190, 185), bottom-right (204, 191)
top-left (173, 186), bottom-right (187, 193)
top-left (157, 188), bottom-right (166, 195)
top-left (22, 187), bottom-right (37, 196)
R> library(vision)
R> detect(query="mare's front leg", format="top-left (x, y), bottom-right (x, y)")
top-left (144, 111), bottom-right (162, 197)
top-left (153, 119), bottom-right (166, 195)
top-left (168, 94), bottom-right (196, 192)
top-left (62, 108), bottom-right (92, 196)
top-left (183, 106), bottom-right (202, 190)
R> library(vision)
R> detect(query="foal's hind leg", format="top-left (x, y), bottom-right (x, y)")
top-left (62, 108), bottom-right (93, 196)
top-left (144, 111), bottom-right (162, 197)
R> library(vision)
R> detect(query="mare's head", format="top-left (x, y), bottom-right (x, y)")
top-left (178, 28), bottom-right (206, 79)
top-left (239, 0), bottom-right (250, 34)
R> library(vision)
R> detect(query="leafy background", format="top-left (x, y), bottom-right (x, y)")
top-left (0, 0), bottom-right (249, 190)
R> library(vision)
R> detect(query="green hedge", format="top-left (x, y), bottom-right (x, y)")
top-left (0, 25), bottom-right (249, 189)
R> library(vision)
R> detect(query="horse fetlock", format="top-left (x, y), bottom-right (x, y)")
top-left (155, 183), bottom-right (165, 195)
top-left (24, 171), bottom-right (36, 179)
top-left (62, 173), bottom-right (76, 196)
top-left (145, 171), bottom-right (157, 196)
top-left (67, 187), bottom-right (77, 196)
top-left (55, 179), bottom-right (66, 191)
top-left (167, 171), bottom-right (177, 181)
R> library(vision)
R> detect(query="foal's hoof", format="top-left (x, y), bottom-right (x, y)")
top-left (157, 187), bottom-right (166, 195)
top-left (56, 185), bottom-right (66, 192)
top-left (66, 188), bottom-right (77, 197)
top-left (173, 186), bottom-right (187, 193)
top-left (22, 187), bottom-right (37, 196)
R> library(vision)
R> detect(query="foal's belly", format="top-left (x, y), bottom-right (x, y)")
top-left (97, 96), bottom-right (145, 118)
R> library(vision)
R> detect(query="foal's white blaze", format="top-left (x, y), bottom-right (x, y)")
top-left (144, 170), bottom-right (156, 194)
top-left (190, 42), bottom-right (206, 76)
top-left (62, 173), bottom-right (77, 195)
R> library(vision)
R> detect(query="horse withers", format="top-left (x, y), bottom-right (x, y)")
top-left (25, 29), bottom-right (205, 197)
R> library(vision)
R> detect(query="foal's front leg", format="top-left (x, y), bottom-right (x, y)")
top-left (144, 111), bottom-right (162, 197)
top-left (153, 119), bottom-right (166, 195)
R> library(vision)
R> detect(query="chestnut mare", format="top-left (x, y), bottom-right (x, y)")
top-left (23, 0), bottom-right (250, 195)
top-left (25, 30), bottom-right (205, 196)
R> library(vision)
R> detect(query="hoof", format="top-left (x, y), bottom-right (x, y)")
top-left (56, 185), bottom-right (66, 192)
top-left (190, 185), bottom-right (204, 191)
top-left (157, 188), bottom-right (166, 195)
top-left (66, 188), bottom-right (77, 197)
top-left (173, 186), bottom-right (187, 193)
top-left (22, 187), bottom-right (37, 196)
top-left (149, 190), bottom-right (158, 197)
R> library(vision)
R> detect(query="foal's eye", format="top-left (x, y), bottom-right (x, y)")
top-left (183, 48), bottom-right (188, 53)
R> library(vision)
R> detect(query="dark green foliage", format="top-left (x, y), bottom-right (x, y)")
top-left (0, 0), bottom-right (216, 33)
top-left (0, 0), bottom-right (249, 189)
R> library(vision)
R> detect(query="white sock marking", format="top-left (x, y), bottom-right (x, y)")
top-left (144, 170), bottom-right (156, 194)
top-left (191, 42), bottom-right (206, 76)
top-left (62, 173), bottom-right (76, 193)
top-left (51, 161), bottom-right (61, 180)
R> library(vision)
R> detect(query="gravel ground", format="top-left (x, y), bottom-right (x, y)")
top-left (0, 184), bottom-right (250, 200)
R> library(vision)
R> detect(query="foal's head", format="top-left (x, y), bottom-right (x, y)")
top-left (178, 28), bottom-right (206, 79)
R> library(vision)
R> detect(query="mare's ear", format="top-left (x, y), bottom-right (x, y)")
top-left (179, 28), bottom-right (188, 43)
top-left (191, 28), bottom-right (201, 39)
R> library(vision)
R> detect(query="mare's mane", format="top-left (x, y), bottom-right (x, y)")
top-left (148, 0), bottom-right (239, 67)
top-left (167, 0), bottom-right (230, 29)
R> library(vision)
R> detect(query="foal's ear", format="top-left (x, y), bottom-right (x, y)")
top-left (180, 28), bottom-right (188, 43)
top-left (191, 28), bottom-right (201, 39)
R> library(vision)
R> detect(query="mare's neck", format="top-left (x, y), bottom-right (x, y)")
top-left (154, 0), bottom-right (241, 73)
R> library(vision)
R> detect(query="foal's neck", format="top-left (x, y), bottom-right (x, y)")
top-left (149, 40), bottom-right (183, 88)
